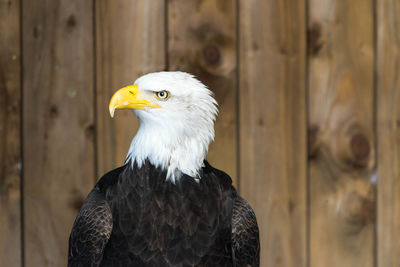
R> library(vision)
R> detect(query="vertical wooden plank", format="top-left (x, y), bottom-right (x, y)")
top-left (0, 0), bottom-right (21, 265)
top-left (96, 0), bottom-right (166, 176)
top-left (168, 0), bottom-right (238, 184)
top-left (239, 0), bottom-right (307, 266)
top-left (377, 0), bottom-right (400, 266)
top-left (308, 1), bottom-right (375, 266)
top-left (23, 0), bottom-right (95, 266)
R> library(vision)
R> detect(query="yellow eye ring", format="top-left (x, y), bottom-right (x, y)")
top-left (155, 90), bottom-right (170, 100)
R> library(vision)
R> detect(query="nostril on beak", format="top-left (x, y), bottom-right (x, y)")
top-left (129, 90), bottom-right (134, 95)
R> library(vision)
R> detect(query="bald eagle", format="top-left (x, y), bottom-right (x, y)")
top-left (68, 72), bottom-right (260, 266)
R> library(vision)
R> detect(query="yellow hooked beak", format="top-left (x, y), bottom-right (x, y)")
top-left (109, 85), bottom-right (161, 118)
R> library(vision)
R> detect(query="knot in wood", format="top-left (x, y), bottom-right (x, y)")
top-left (33, 25), bottom-right (42, 39)
top-left (308, 125), bottom-right (320, 158)
top-left (85, 124), bottom-right (95, 139)
top-left (70, 196), bottom-right (84, 211)
top-left (66, 15), bottom-right (77, 28)
top-left (350, 133), bottom-right (370, 166)
top-left (307, 23), bottom-right (323, 55)
top-left (49, 105), bottom-right (59, 119)
top-left (360, 197), bottom-right (376, 223)
top-left (343, 191), bottom-right (375, 226)
top-left (203, 44), bottom-right (221, 66)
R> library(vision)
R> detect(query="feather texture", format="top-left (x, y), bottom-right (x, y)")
top-left (68, 161), bottom-right (259, 267)
top-left (231, 196), bottom-right (260, 267)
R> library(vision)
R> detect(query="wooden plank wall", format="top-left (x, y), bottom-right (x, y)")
top-left (308, 1), bottom-right (376, 266)
top-left (22, 1), bottom-right (95, 266)
top-left (0, 0), bottom-right (21, 266)
top-left (377, 0), bottom-right (400, 266)
top-left (239, 0), bottom-right (307, 266)
top-left (1, 0), bottom-right (400, 266)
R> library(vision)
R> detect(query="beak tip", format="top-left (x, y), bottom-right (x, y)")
top-left (109, 107), bottom-right (115, 118)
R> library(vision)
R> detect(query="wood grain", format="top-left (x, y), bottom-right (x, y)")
top-left (377, 0), bottom-right (400, 266)
top-left (308, 1), bottom-right (375, 266)
top-left (22, 0), bottom-right (95, 266)
top-left (0, 0), bottom-right (21, 265)
top-left (167, 0), bottom-right (238, 185)
top-left (239, 0), bottom-right (307, 266)
top-left (96, 0), bottom-right (166, 177)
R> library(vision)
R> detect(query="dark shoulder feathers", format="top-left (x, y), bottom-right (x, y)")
top-left (205, 162), bottom-right (260, 266)
top-left (231, 194), bottom-right (260, 266)
top-left (68, 166), bottom-right (124, 266)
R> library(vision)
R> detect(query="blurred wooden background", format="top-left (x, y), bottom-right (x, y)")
top-left (0, 0), bottom-right (399, 266)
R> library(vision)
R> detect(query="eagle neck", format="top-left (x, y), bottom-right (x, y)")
top-left (125, 120), bottom-right (212, 183)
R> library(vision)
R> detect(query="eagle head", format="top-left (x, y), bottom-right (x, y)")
top-left (109, 71), bottom-right (218, 182)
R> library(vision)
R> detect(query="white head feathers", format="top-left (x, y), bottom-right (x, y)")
top-left (125, 71), bottom-right (218, 182)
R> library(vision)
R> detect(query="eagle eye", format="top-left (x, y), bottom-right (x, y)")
top-left (155, 90), bottom-right (170, 100)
